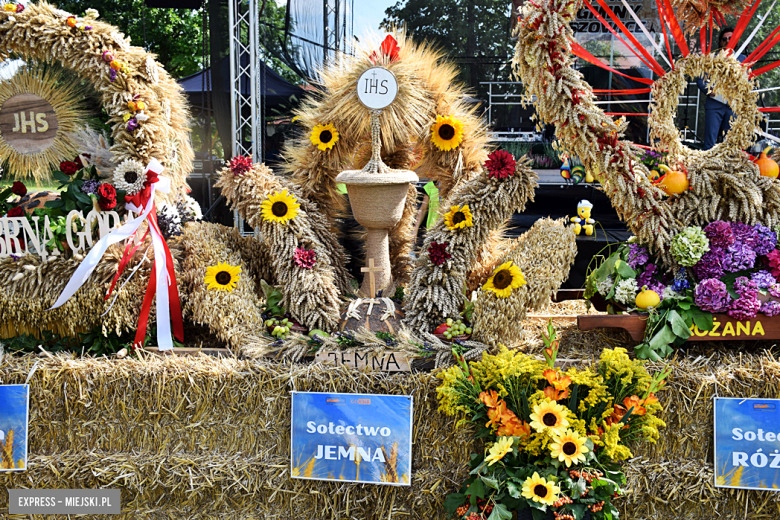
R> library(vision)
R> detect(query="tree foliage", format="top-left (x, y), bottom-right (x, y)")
top-left (54, 0), bottom-right (204, 79)
top-left (381, 0), bottom-right (514, 97)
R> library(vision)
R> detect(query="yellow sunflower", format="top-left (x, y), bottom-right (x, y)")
top-left (521, 472), bottom-right (559, 506)
top-left (431, 114), bottom-right (464, 151)
top-left (529, 399), bottom-right (570, 436)
top-left (482, 261), bottom-right (526, 298)
top-left (484, 436), bottom-right (514, 466)
top-left (443, 204), bottom-right (473, 230)
top-left (261, 190), bottom-right (301, 224)
top-left (204, 262), bottom-right (242, 292)
top-left (550, 429), bottom-right (589, 467)
top-left (310, 123), bottom-right (340, 151)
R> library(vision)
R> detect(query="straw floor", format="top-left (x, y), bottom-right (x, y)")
top-left (1, 301), bottom-right (779, 519)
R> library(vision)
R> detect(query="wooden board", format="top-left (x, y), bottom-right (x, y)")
top-left (0, 93), bottom-right (58, 153)
top-left (578, 313), bottom-right (779, 342)
top-left (314, 350), bottom-right (410, 372)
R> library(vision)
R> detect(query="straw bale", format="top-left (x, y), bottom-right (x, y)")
top-left (0, 353), bottom-right (476, 519)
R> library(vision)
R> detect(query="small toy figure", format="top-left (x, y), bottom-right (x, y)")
top-left (571, 199), bottom-right (596, 236)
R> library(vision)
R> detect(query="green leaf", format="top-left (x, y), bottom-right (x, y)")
top-left (677, 300), bottom-right (692, 310)
top-left (648, 324), bottom-right (676, 351)
top-left (668, 310), bottom-right (692, 339)
top-left (45, 199), bottom-right (64, 209)
top-left (569, 503), bottom-right (588, 519)
top-left (480, 475), bottom-right (499, 490)
top-left (507, 480), bottom-right (523, 499)
top-left (53, 171), bottom-right (69, 183)
top-left (467, 478), bottom-right (486, 499)
top-left (615, 260), bottom-right (637, 279)
top-left (571, 477), bottom-right (587, 499)
top-left (488, 503), bottom-right (512, 520)
top-left (690, 308), bottom-right (713, 331)
top-left (443, 493), bottom-right (465, 514)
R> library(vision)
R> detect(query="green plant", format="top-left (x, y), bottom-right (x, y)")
top-left (260, 279), bottom-right (285, 317)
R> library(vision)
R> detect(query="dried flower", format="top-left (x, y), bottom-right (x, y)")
top-left (485, 150), bottom-right (516, 179)
top-left (694, 278), bottom-right (732, 313)
top-left (81, 179), bottom-right (100, 195)
top-left (427, 241), bottom-right (451, 266)
top-left (293, 246), bottom-right (316, 269)
top-left (112, 159), bottom-right (146, 195)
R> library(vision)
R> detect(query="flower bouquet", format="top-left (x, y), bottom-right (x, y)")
top-left (438, 323), bottom-right (669, 520)
top-left (585, 221), bottom-right (780, 359)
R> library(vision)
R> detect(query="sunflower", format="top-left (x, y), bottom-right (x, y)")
top-left (443, 204), bottom-right (473, 230)
top-left (204, 262), bottom-right (242, 292)
top-left (112, 158), bottom-right (147, 196)
top-left (482, 261), bottom-right (526, 298)
top-left (529, 399), bottom-right (570, 435)
top-left (521, 472), bottom-right (559, 506)
top-left (310, 123), bottom-right (340, 151)
top-left (550, 429), bottom-right (589, 467)
top-left (261, 190), bottom-right (301, 224)
top-left (484, 436), bottom-right (514, 466)
top-left (430, 114), bottom-right (464, 151)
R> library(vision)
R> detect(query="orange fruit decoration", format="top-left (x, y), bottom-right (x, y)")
top-left (657, 164), bottom-right (689, 195)
top-left (754, 147), bottom-right (779, 179)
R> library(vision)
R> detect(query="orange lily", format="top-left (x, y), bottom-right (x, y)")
top-left (641, 392), bottom-right (659, 406)
top-left (623, 395), bottom-right (647, 416)
top-left (486, 400), bottom-right (509, 429)
top-left (498, 417), bottom-right (532, 437)
top-left (480, 390), bottom-right (500, 409)
top-left (543, 369), bottom-right (571, 400)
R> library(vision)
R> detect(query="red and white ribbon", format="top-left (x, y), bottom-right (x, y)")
top-left (50, 158), bottom-right (184, 350)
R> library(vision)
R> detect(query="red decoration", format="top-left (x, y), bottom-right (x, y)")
top-left (7, 206), bottom-right (24, 217)
top-left (370, 35), bottom-right (401, 64)
top-left (293, 247), bottom-right (317, 269)
top-left (11, 181), bottom-right (26, 197)
top-left (485, 150), bottom-right (517, 179)
top-left (97, 183), bottom-right (117, 210)
top-left (59, 161), bottom-right (79, 175)
top-left (228, 155), bottom-right (253, 176)
top-left (428, 241), bottom-right (451, 267)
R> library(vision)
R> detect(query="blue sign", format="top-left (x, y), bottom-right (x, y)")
top-left (714, 397), bottom-right (780, 491)
top-left (290, 391), bottom-right (413, 486)
top-left (0, 384), bottom-right (29, 472)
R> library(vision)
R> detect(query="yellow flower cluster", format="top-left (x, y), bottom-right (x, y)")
top-left (468, 346), bottom-right (545, 396)
top-left (602, 423), bottom-right (633, 461)
top-left (599, 347), bottom-right (653, 391)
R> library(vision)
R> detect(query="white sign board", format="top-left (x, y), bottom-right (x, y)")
top-left (356, 67), bottom-right (398, 110)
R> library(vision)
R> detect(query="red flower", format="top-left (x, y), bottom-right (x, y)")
top-left (7, 206), bottom-right (24, 217)
top-left (427, 241), bottom-right (451, 266)
top-left (768, 250), bottom-right (780, 278)
top-left (11, 181), bottom-right (26, 197)
top-left (59, 161), bottom-right (79, 175)
top-left (485, 150), bottom-right (516, 179)
top-left (15, 4), bottom-right (23, 12)
top-left (97, 183), bottom-right (117, 210)
top-left (228, 155), bottom-right (253, 176)
top-left (293, 246), bottom-right (317, 269)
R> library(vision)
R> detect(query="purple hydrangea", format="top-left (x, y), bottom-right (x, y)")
top-left (761, 301), bottom-right (780, 317)
top-left (646, 280), bottom-right (666, 299)
top-left (694, 278), bottom-right (732, 313)
top-left (734, 276), bottom-right (759, 295)
top-left (731, 223), bottom-right (758, 250)
top-left (754, 224), bottom-right (777, 256)
top-left (628, 244), bottom-right (649, 269)
top-left (81, 179), bottom-right (100, 195)
top-left (769, 284), bottom-right (780, 298)
top-left (751, 270), bottom-right (776, 289)
top-left (637, 263), bottom-right (657, 287)
top-left (704, 221), bottom-right (735, 249)
top-left (723, 242), bottom-right (757, 272)
top-left (728, 288), bottom-right (761, 320)
top-left (693, 248), bottom-right (725, 280)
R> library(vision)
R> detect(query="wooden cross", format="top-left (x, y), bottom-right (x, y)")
top-left (361, 258), bottom-right (383, 300)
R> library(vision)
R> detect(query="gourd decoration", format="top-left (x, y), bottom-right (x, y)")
top-left (754, 147), bottom-right (779, 179)
top-left (655, 164), bottom-right (689, 196)
top-left (635, 285), bottom-right (660, 310)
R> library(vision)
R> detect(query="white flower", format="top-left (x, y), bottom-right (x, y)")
top-left (85, 8), bottom-right (99, 19)
top-left (159, 203), bottom-right (181, 224)
top-left (183, 195), bottom-right (202, 220)
top-left (112, 159), bottom-right (147, 195)
top-left (135, 112), bottom-right (149, 122)
top-left (595, 275), bottom-right (615, 296)
top-left (614, 278), bottom-right (638, 305)
top-left (662, 286), bottom-right (683, 300)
